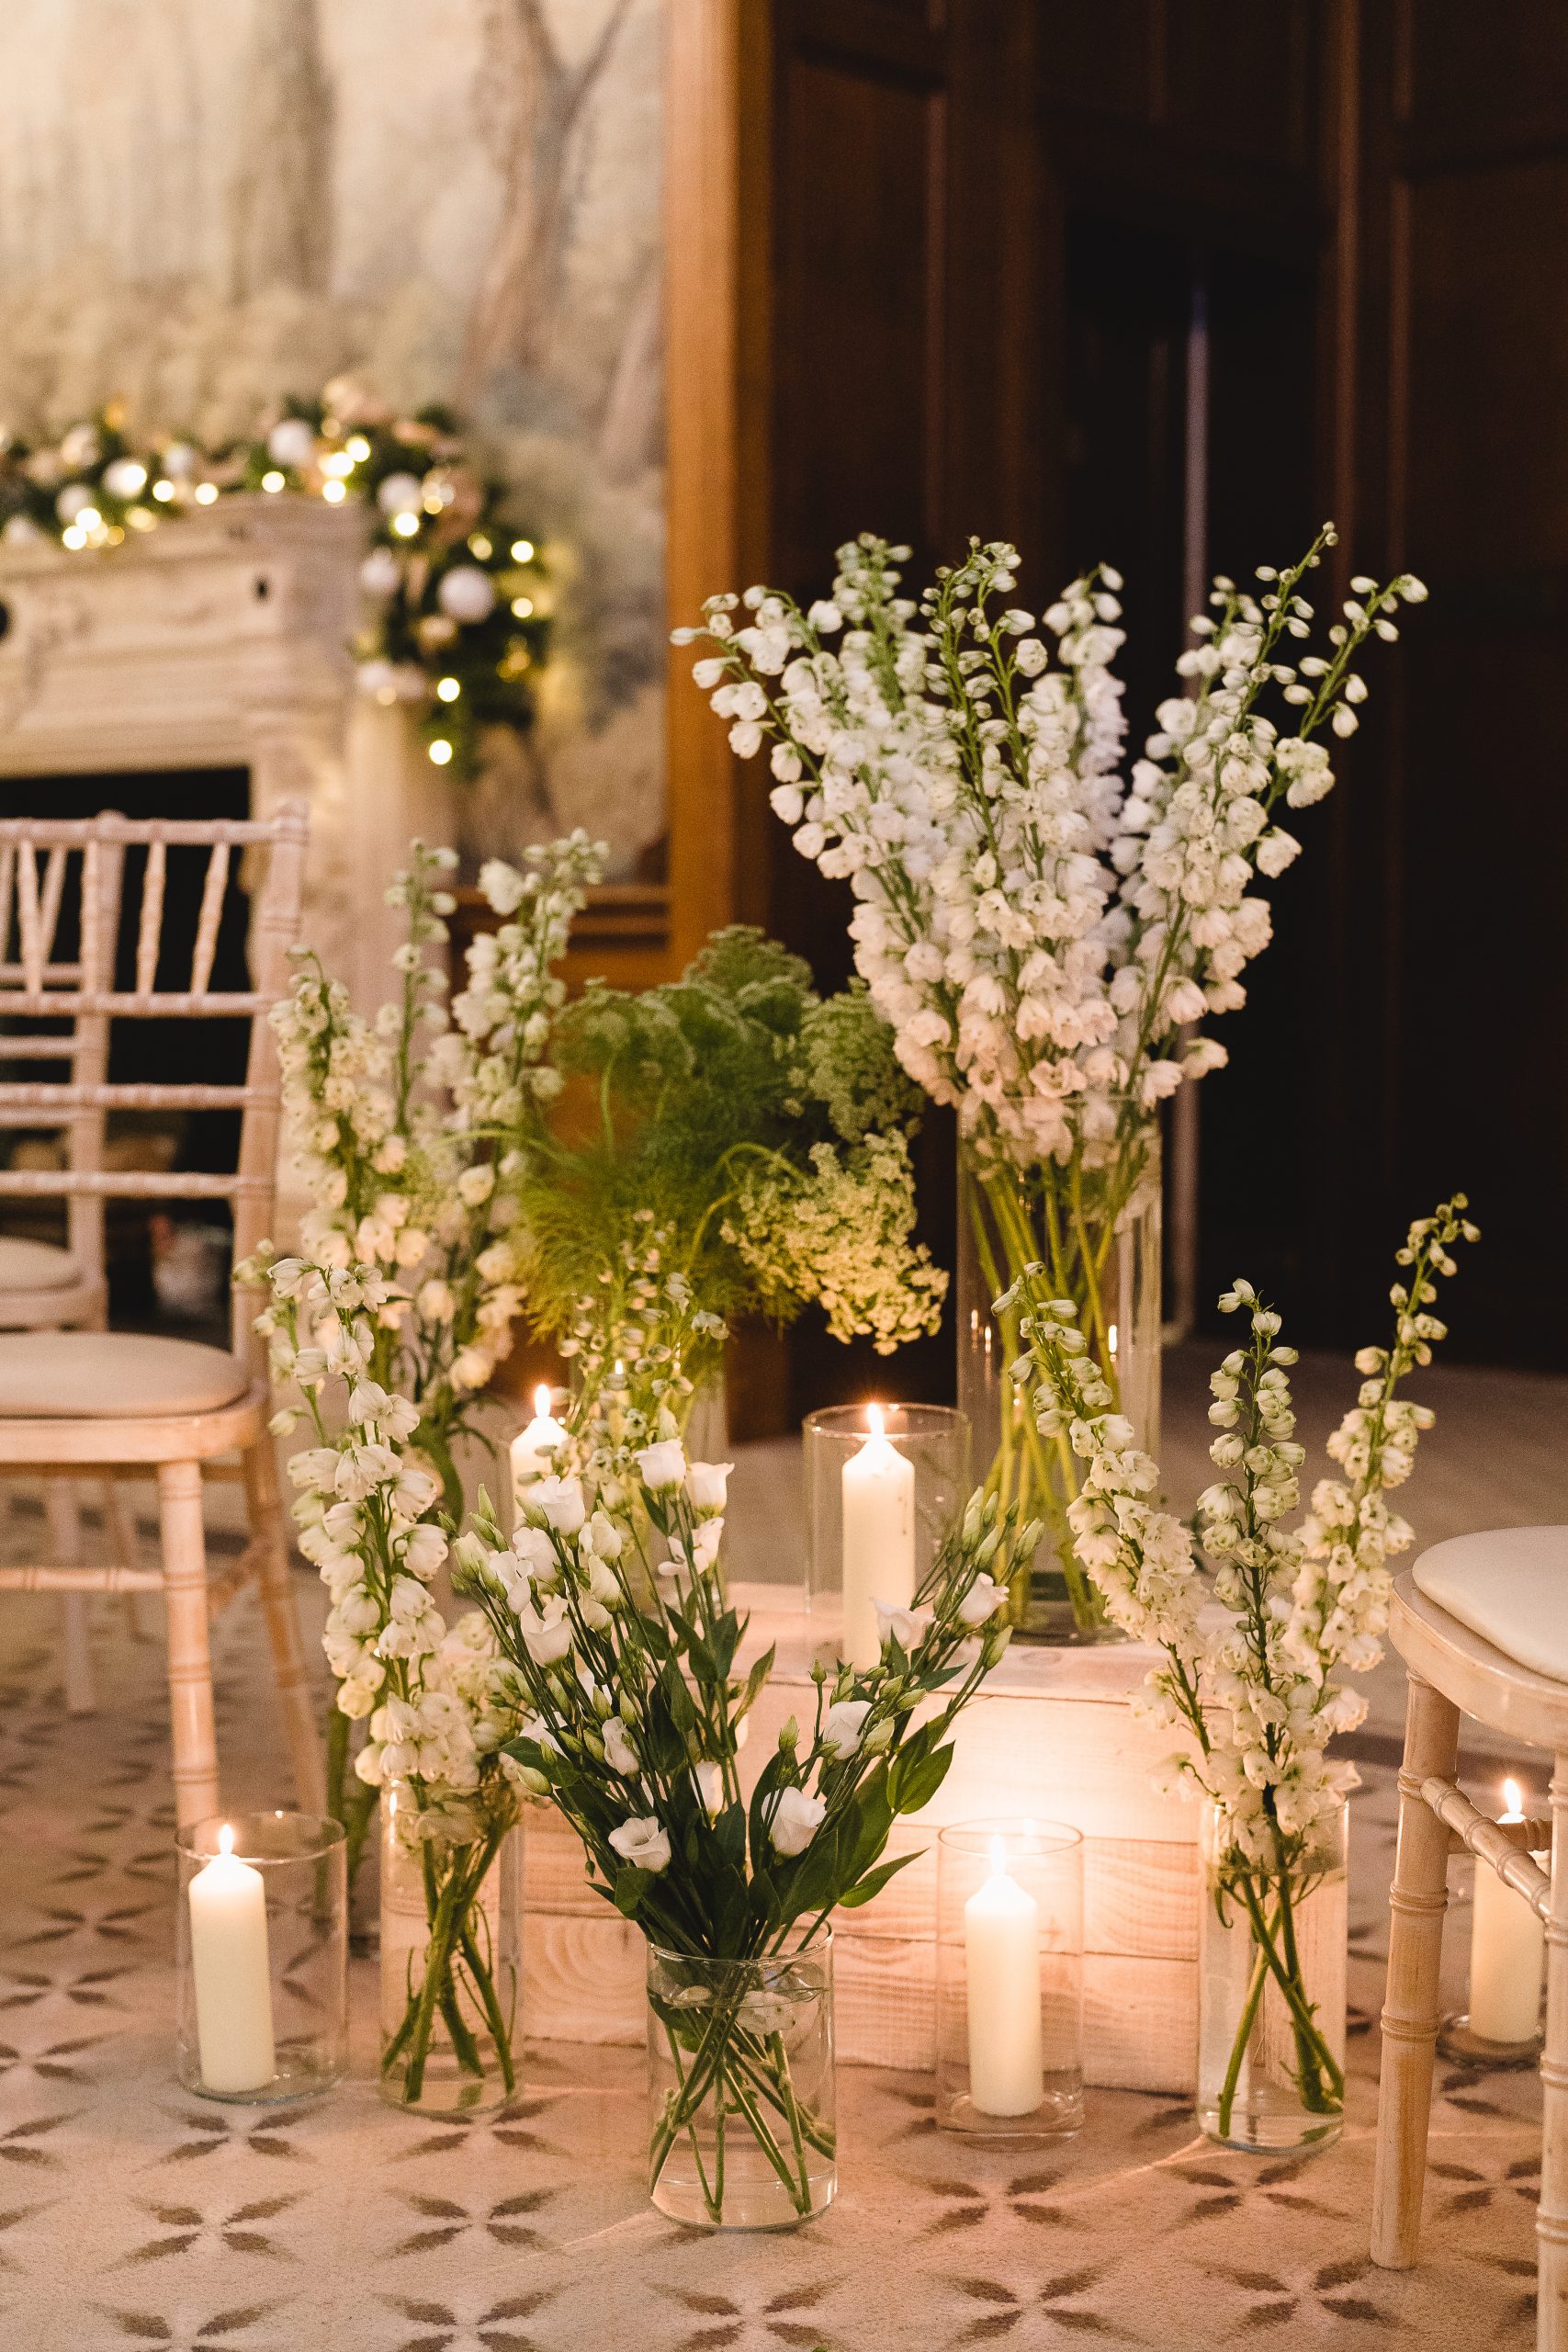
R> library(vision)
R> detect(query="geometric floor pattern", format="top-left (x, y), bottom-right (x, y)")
top-left (0, 1558), bottom-right (1542, 2350)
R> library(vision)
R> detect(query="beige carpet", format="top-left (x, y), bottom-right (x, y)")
top-left (2, 1351), bottom-right (1561, 2351)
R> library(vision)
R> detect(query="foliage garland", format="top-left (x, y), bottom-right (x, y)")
top-left (0, 381), bottom-right (547, 777)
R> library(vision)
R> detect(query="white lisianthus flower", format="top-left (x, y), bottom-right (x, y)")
top-left (516, 1594), bottom-right (573, 1666)
top-left (692, 1759), bottom-right (725, 1814)
top-left (956, 1573), bottom-right (1007, 1627)
top-left (768, 1785), bottom-right (827, 1859)
top-left (874, 1600), bottom-right (931, 1652)
top-left (530, 1475), bottom-right (586, 1535)
top-left (820, 1699), bottom-right (872, 1758)
top-left (636, 1439), bottom-right (687, 1492)
top-left (609, 1815), bottom-right (671, 1873)
top-left (685, 1460), bottom-right (733, 1513)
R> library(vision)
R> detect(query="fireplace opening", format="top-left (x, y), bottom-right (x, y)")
top-left (1, 767), bottom-right (253, 1340)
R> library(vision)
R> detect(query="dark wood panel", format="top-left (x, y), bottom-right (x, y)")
top-left (1398, 0), bottom-right (1568, 157)
top-left (1163, 0), bottom-right (1316, 169)
top-left (1404, 156), bottom-right (1568, 576)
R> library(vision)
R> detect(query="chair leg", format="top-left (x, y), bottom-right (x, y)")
top-left (46, 1480), bottom-right (95, 1715)
top-left (1540, 1758), bottom-right (1568, 2350)
top-left (100, 1476), bottom-right (152, 1640)
top-left (1372, 1670), bottom-right (1461, 2268)
top-left (159, 1459), bottom-right (220, 1830)
top-left (243, 1436), bottom-right (326, 1815)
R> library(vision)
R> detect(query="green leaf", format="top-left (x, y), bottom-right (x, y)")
top-left (839, 1849), bottom-right (922, 1909)
top-left (891, 1743), bottom-right (953, 1818)
top-left (613, 1864), bottom-right (651, 1918)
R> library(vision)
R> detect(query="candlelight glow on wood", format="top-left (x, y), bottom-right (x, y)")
top-left (187, 1825), bottom-right (276, 2096)
top-left (840, 1404), bottom-right (915, 1669)
top-left (1469, 1778), bottom-right (1546, 2045)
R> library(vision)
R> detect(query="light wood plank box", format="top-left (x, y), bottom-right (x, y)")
top-left (521, 1582), bottom-right (1201, 2093)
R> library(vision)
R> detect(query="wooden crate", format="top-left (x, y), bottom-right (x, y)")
top-left (521, 1582), bottom-right (1201, 2093)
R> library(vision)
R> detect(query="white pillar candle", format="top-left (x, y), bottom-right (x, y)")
top-left (188, 1824), bottom-right (276, 2095)
top-left (964, 1838), bottom-right (1045, 2116)
top-left (1470, 1779), bottom-right (1546, 2044)
top-left (511, 1385), bottom-right (567, 1510)
top-left (841, 1405), bottom-right (915, 1669)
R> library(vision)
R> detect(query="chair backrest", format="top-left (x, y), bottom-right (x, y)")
top-left (0, 824), bottom-right (126, 1284)
top-left (0, 803), bottom-right (310, 1372)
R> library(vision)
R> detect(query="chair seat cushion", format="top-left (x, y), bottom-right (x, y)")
top-left (0, 1331), bottom-right (250, 1419)
top-left (0, 1236), bottom-right (80, 1293)
top-left (1412, 1526), bottom-right (1568, 1685)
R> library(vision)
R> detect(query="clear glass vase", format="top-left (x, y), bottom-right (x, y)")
top-left (647, 1931), bottom-right (836, 2229)
top-left (1197, 1798), bottom-right (1348, 2154)
top-left (379, 1781), bottom-right (523, 2117)
top-left (956, 1118), bottom-right (1162, 1642)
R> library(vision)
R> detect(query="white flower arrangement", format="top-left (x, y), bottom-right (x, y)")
top-left (1010, 1193), bottom-right (1477, 2127)
top-left (676, 526), bottom-right (1431, 1634)
top-left (259, 1254), bottom-right (524, 2104)
top-left (677, 526), bottom-right (1425, 1164)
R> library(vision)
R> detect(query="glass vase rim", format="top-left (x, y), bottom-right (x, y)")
top-left (177, 1809), bottom-right (346, 1865)
top-left (647, 1924), bottom-right (834, 1973)
top-left (801, 1401), bottom-right (968, 1442)
top-left (937, 1815), bottom-right (1084, 1860)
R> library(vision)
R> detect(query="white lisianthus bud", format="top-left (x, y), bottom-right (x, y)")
top-left (874, 1600), bottom-right (931, 1652)
top-left (530, 1475), bottom-right (586, 1536)
top-left (820, 1699), bottom-right (871, 1758)
top-left (685, 1460), bottom-right (733, 1513)
top-left (603, 1717), bottom-right (638, 1776)
top-left (636, 1439), bottom-right (687, 1493)
top-left (956, 1572), bottom-right (1007, 1627)
top-left (768, 1785), bottom-right (827, 1858)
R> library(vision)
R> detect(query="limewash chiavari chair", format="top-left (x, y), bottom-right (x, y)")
top-left (0, 807), bottom-right (324, 1826)
top-left (0, 822), bottom-right (129, 1712)
top-left (1372, 1535), bottom-right (1568, 2350)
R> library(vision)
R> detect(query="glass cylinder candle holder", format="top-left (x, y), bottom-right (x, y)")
top-left (175, 1811), bottom-right (347, 2104)
top-left (936, 1820), bottom-right (1084, 2137)
top-left (804, 1403), bottom-right (968, 1666)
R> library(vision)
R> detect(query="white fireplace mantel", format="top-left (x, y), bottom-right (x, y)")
top-left (0, 495), bottom-right (454, 1013)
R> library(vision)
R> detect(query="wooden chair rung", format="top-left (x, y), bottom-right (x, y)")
top-left (0, 1564), bottom-right (165, 1593)
top-left (1422, 1774), bottom-right (1552, 1918)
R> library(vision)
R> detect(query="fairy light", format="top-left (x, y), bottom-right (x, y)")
top-left (77, 507), bottom-right (101, 531)
top-left (435, 677), bottom-right (460, 702)
top-left (321, 478), bottom-right (346, 503)
top-left (346, 435), bottom-right (371, 462)
top-left (152, 479), bottom-right (175, 501)
top-left (261, 469), bottom-right (285, 492)
top-left (510, 538), bottom-right (534, 562)
top-left (468, 533), bottom-right (492, 559)
top-left (511, 595), bottom-right (534, 618)
top-left (194, 482), bottom-right (219, 504)
top-left (321, 450), bottom-right (353, 477)
top-left (391, 511), bottom-right (419, 537)
top-left (428, 739), bottom-right (454, 766)
top-left (61, 525), bottom-right (85, 549)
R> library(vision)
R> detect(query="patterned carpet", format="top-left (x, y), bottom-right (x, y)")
top-left (0, 1510), bottom-right (1544, 2350)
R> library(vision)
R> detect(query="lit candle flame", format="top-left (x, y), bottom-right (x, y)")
top-left (218, 1824), bottom-right (234, 1858)
top-left (533, 1384), bottom-right (551, 1419)
top-left (866, 1403), bottom-right (885, 1440)
top-left (1505, 1778), bottom-right (1524, 1819)
top-left (988, 1833), bottom-right (1008, 1874)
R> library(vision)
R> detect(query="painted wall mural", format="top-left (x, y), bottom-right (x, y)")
top-left (0, 0), bottom-right (665, 874)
